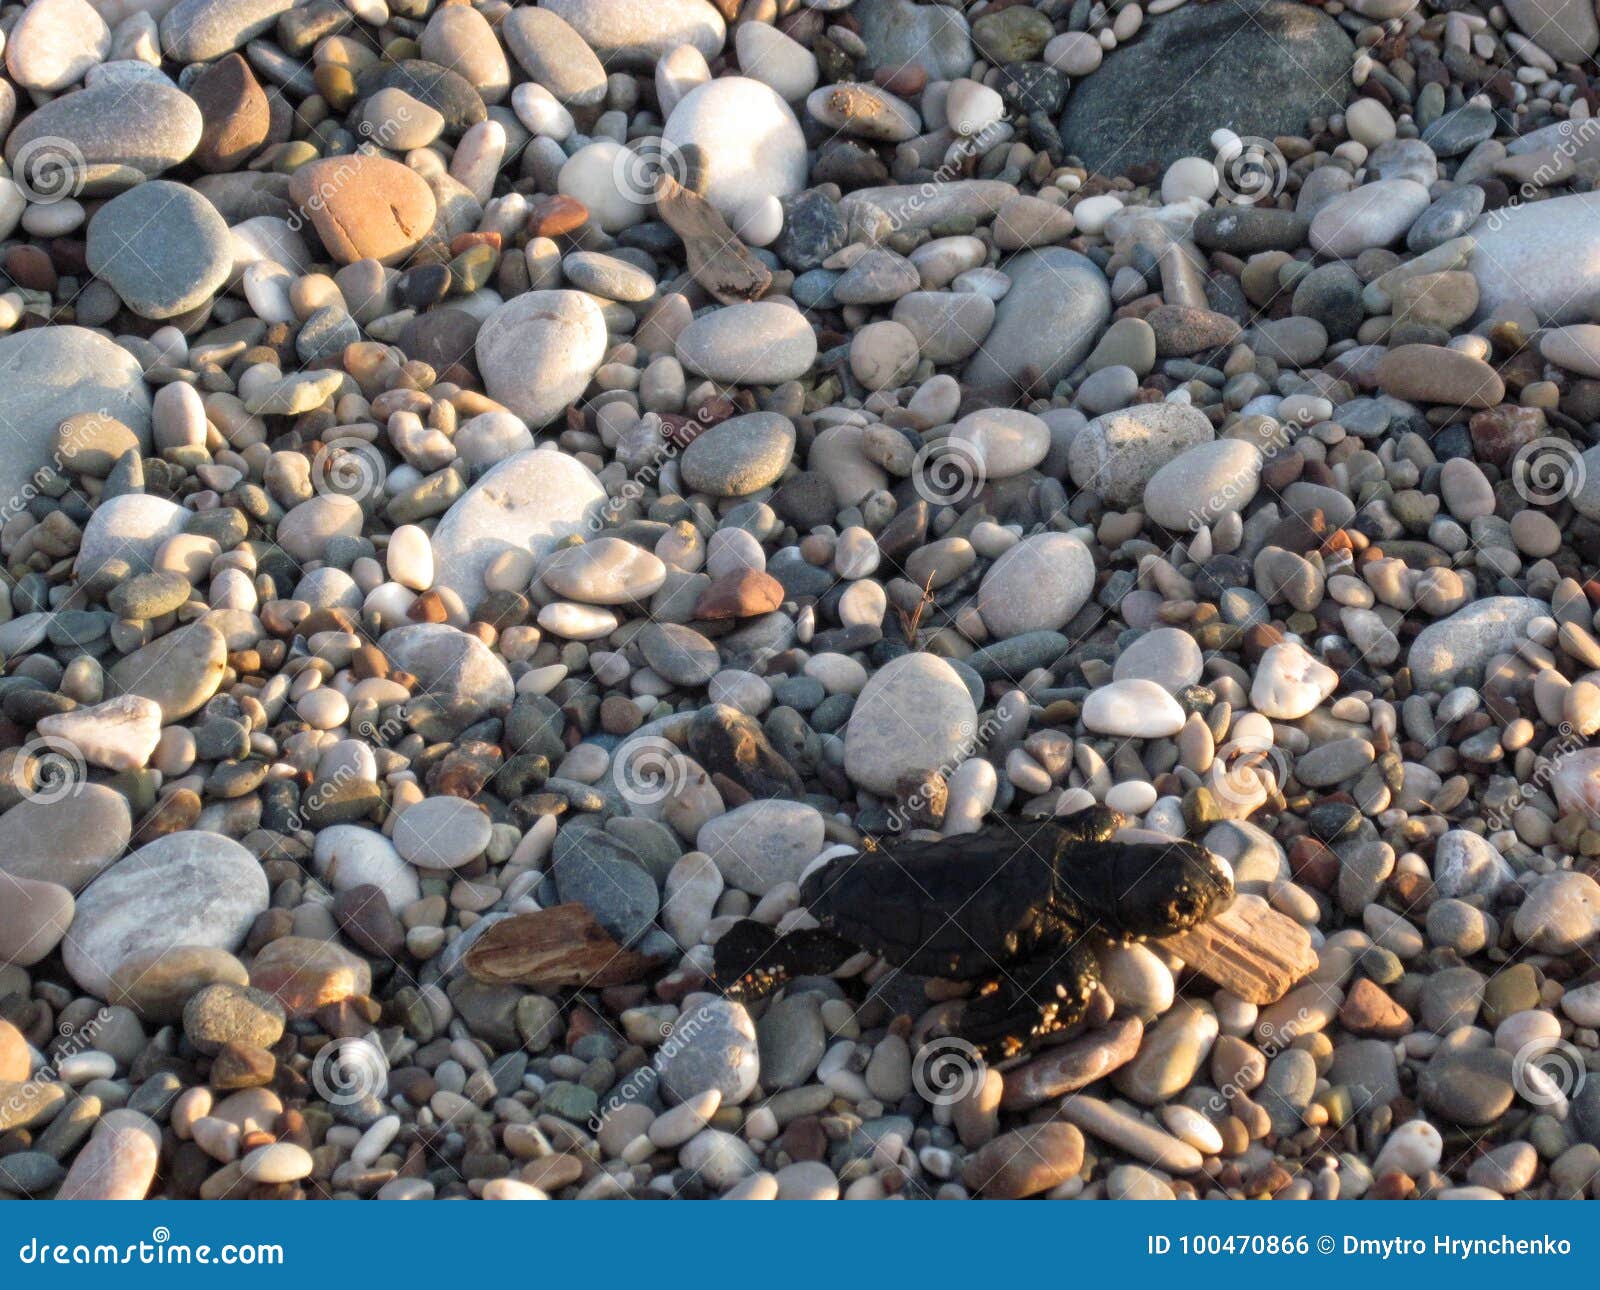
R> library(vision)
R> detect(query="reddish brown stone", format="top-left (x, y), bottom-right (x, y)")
top-left (1339, 977), bottom-right (1413, 1038)
top-left (961, 1123), bottom-right (1084, 1198)
top-left (1288, 836), bottom-right (1338, 891)
top-left (693, 568), bottom-right (786, 620)
top-left (190, 54), bottom-right (271, 173)
top-left (450, 230), bottom-right (502, 255)
top-left (527, 194), bottom-right (589, 238)
top-left (407, 589), bottom-right (449, 623)
top-left (873, 63), bottom-right (927, 95)
top-left (1468, 403), bottom-right (1545, 467)
top-left (210, 1042), bottom-right (276, 1089)
top-left (288, 154), bottom-right (436, 266)
top-left (6, 245), bottom-right (56, 292)
top-left (249, 936), bottom-right (372, 1017)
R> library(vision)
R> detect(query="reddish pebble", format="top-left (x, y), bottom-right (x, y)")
top-left (874, 63), bottom-right (927, 95)
top-left (527, 195), bottom-right (589, 238)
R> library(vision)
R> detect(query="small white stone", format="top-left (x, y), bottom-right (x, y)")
top-left (1072, 194), bottom-right (1122, 237)
top-left (512, 82), bottom-right (574, 140)
top-left (734, 21), bottom-right (817, 101)
top-left (1345, 98), bottom-right (1396, 148)
top-left (1251, 642), bottom-right (1337, 720)
top-left (386, 524), bottom-right (434, 590)
top-left (945, 78), bottom-right (1005, 136)
top-left (1082, 679), bottom-right (1186, 738)
top-left (1161, 156), bottom-right (1219, 204)
top-left (1371, 1120), bottom-right (1443, 1177)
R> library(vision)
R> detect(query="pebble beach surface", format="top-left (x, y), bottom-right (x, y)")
top-left (5, 0), bottom-right (1600, 1203)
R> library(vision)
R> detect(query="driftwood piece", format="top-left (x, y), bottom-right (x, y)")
top-left (1158, 894), bottom-right (1317, 1005)
top-left (465, 904), bottom-right (663, 990)
top-left (654, 172), bottom-right (772, 303)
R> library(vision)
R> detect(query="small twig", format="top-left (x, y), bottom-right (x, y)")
top-left (896, 571), bottom-right (938, 649)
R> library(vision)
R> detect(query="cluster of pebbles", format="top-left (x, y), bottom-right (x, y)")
top-left (8, 0), bottom-right (1600, 1202)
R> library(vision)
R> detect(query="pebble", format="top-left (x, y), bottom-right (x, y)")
top-left (664, 78), bottom-right (806, 227)
top-left (88, 182), bottom-right (231, 319)
top-left (0, 783), bottom-right (132, 890)
top-left (58, 1115), bottom-right (160, 1199)
top-left (964, 247), bottom-right (1110, 396)
top-left (62, 832), bottom-right (269, 999)
top-left (656, 998), bottom-right (759, 1106)
top-left (1514, 872), bottom-right (1600, 954)
top-left (1251, 642), bottom-right (1338, 719)
top-left (476, 291), bottom-right (608, 428)
top-left (1062, 0), bottom-right (1351, 172)
top-left (697, 800), bottom-right (824, 896)
top-left (1069, 402), bottom-right (1214, 506)
top-left (393, 797), bottom-right (492, 870)
top-left (680, 413), bottom-right (796, 497)
top-left (676, 302), bottom-right (818, 385)
top-left (1408, 597), bottom-right (1547, 690)
top-left (844, 652), bottom-right (977, 796)
top-left (1083, 679), bottom-right (1186, 739)
top-left (977, 533), bottom-right (1094, 639)
top-left (1144, 439), bottom-right (1262, 530)
top-left (1309, 180), bottom-right (1432, 258)
top-left (431, 449), bottom-right (606, 609)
